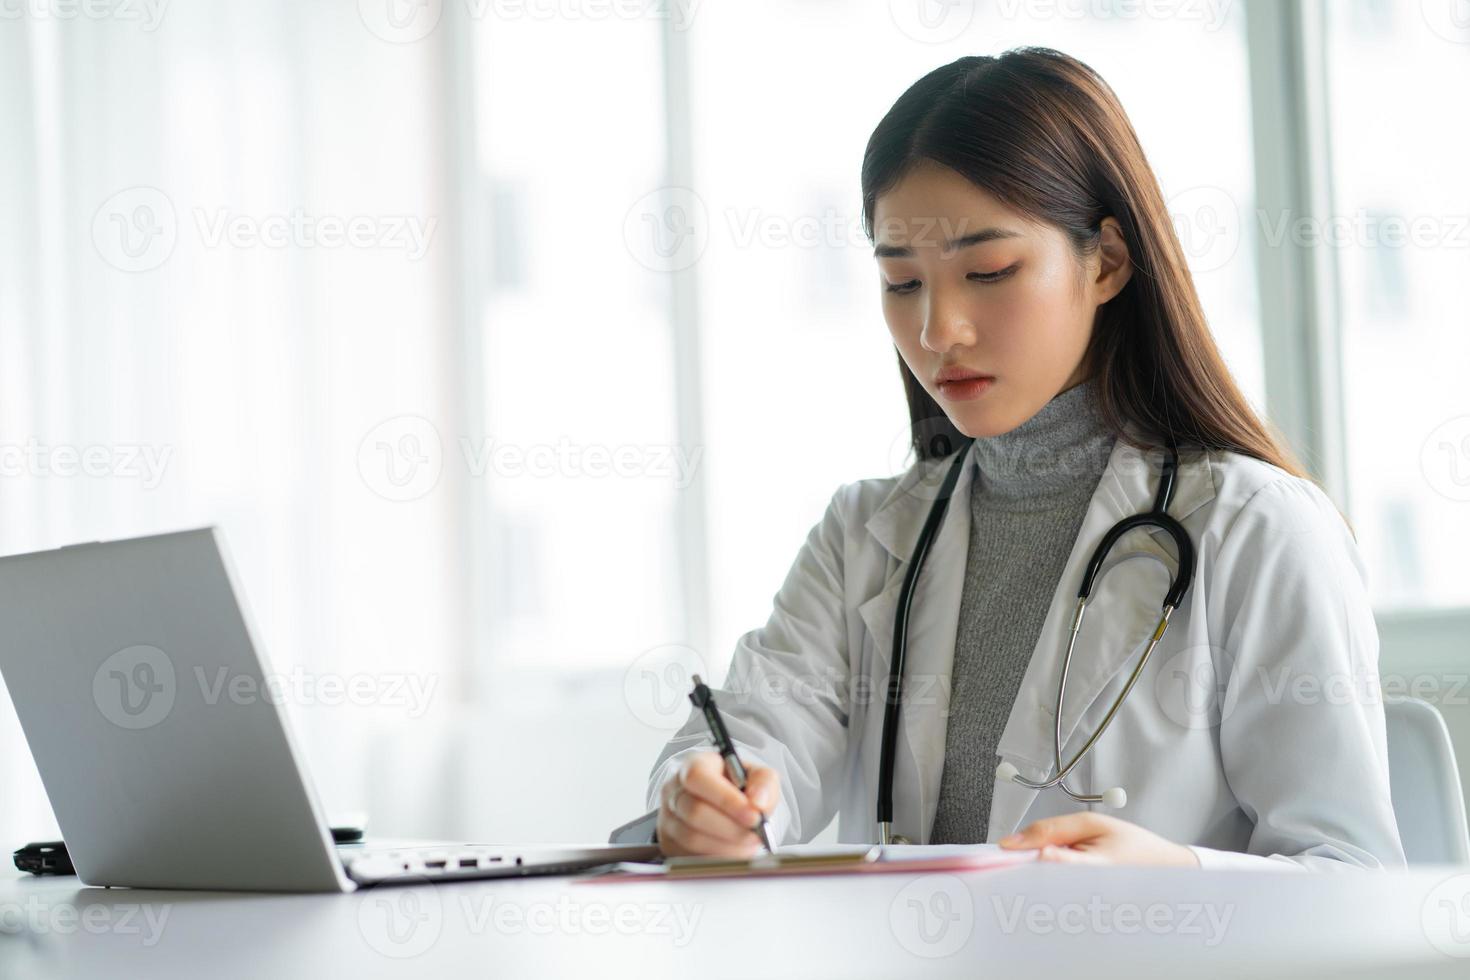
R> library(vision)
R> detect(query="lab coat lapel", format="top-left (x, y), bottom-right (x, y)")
top-left (859, 440), bottom-right (979, 843)
top-left (860, 432), bottom-right (1215, 844)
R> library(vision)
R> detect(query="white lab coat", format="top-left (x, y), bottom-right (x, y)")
top-left (647, 433), bottom-right (1407, 870)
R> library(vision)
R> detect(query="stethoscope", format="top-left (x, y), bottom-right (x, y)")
top-left (875, 437), bottom-right (1196, 845)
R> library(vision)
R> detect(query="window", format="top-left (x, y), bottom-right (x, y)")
top-left (1323, 0), bottom-right (1470, 609)
top-left (468, 15), bottom-right (686, 671)
top-left (681, 0), bottom-right (1265, 658)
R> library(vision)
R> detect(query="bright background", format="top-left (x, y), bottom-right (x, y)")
top-left (0, 0), bottom-right (1466, 848)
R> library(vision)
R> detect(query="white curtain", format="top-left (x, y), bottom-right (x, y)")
top-left (0, 5), bottom-right (478, 845)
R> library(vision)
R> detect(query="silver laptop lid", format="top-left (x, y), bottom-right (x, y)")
top-left (0, 527), bottom-right (350, 892)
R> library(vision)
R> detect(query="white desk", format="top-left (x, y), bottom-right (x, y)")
top-left (2, 861), bottom-right (1468, 978)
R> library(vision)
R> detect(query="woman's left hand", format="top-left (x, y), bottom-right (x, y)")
top-left (998, 813), bottom-right (1200, 866)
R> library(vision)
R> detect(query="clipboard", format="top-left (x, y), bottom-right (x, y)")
top-left (577, 844), bottom-right (1035, 883)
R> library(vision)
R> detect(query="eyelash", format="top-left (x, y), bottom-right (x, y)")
top-left (884, 265), bottom-right (1017, 294)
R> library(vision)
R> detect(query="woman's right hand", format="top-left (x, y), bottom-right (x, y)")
top-left (656, 750), bottom-right (780, 857)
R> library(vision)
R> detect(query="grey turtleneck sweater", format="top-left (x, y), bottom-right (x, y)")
top-left (928, 378), bottom-right (1116, 844)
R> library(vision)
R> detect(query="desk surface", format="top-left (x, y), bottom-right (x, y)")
top-left (2, 860), bottom-right (1469, 978)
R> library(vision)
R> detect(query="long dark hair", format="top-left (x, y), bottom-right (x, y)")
top-left (861, 47), bottom-right (1308, 481)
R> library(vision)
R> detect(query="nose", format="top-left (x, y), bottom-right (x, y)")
top-left (918, 280), bottom-right (977, 354)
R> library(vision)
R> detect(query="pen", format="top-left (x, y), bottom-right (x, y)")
top-left (688, 674), bottom-right (775, 854)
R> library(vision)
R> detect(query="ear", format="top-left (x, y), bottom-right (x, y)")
top-left (1093, 216), bottom-right (1134, 303)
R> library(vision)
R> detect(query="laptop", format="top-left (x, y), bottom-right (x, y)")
top-left (0, 527), bottom-right (659, 891)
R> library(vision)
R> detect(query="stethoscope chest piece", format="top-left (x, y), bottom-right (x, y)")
top-left (878, 823), bottom-right (911, 846)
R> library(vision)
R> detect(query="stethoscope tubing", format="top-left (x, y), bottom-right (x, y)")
top-left (876, 437), bottom-right (1195, 839)
top-left (875, 441), bottom-right (973, 835)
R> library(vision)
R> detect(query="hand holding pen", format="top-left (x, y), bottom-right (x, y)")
top-left (654, 675), bottom-right (780, 857)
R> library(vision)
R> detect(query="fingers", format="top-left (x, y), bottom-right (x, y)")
top-left (668, 775), bottom-right (760, 844)
top-left (1034, 844), bottom-right (1105, 865)
top-left (679, 752), bottom-right (765, 827)
top-left (744, 765), bottom-right (779, 816)
top-left (655, 752), bottom-right (777, 857)
top-left (998, 812), bottom-right (1112, 850)
top-left (658, 805), bottom-right (762, 859)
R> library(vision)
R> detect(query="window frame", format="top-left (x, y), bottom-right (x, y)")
top-left (1244, 0), bottom-right (1470, 669)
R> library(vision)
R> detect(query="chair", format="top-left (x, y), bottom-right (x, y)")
top-left (1385, 696), bottom-right (1470, 865)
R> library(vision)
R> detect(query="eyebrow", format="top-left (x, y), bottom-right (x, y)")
top-left (873, 227), bottom-right (1022, 259)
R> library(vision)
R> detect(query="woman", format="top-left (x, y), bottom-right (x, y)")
top-left (646, 48), bottom-right (1405, 870)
